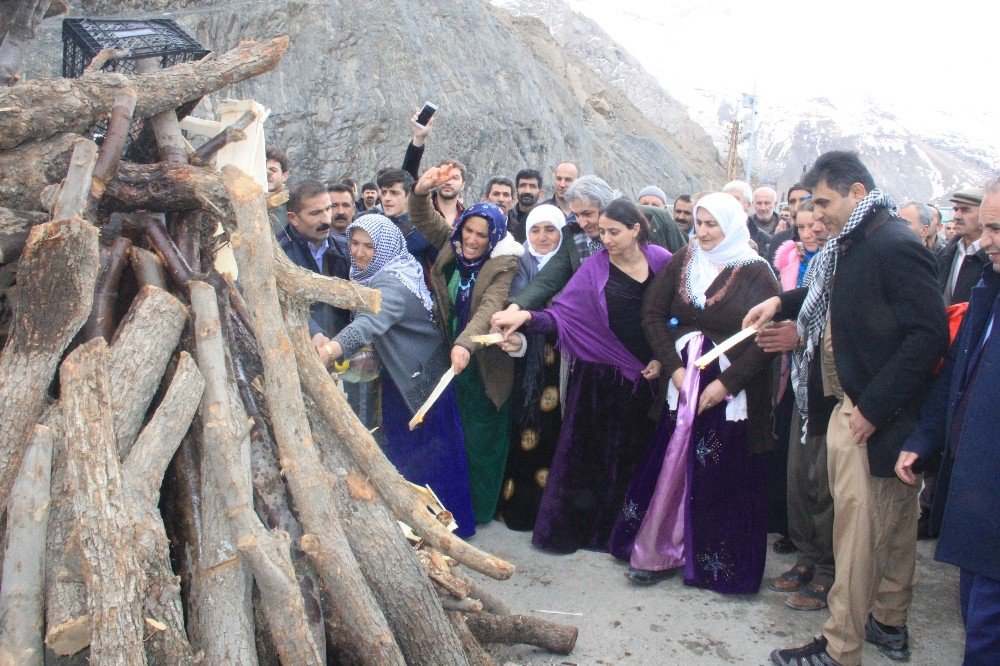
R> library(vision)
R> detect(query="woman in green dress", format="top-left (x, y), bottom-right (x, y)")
top-left (409, 165), bottom-right (524, 524)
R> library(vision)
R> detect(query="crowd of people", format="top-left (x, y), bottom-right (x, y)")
top-left (266, 113), bottom-right (999, 666)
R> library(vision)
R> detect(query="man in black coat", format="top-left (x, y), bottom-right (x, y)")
top-left (277, 180), bottom-right (352, 345)
top-left (939, 186), bottom-right (989, 305)
top-left (747, 152), bottom-right (949, 666)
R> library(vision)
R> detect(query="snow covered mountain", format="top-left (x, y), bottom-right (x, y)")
top-left (493, 0), bottom-right (998, 205)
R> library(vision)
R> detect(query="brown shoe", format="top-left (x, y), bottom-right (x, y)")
top-left (769, 565), bottom-right (814, 592)
top-left (786, 582), bottom-right (830, 611)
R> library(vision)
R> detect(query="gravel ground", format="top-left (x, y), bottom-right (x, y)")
top-left (466, 522), bottom-right (964, 665)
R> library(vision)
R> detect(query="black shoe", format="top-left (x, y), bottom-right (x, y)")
top-left (625, 566), bottom-right (677, 586)
top-left (770, 636), bottom-right (842, 665)
top-left (773, 535), bottom-right (798, 554)
top-left (865, 613), bottom-right (910, 661)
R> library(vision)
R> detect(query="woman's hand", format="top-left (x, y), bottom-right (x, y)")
top-left (697, 379), bottom-right (728, 415)
top-left (671, 366), bottom-right (686, 390)
top-left (451, 345), bottom-right (472, 375)
top-left (742, 295), bottom-right (782, 330)
top-left (641, 360), bottom-right (661, 380)
top-left (414, 165), bottom-right (455, 197)
top-left (492, 307), bottom-right (532, 339)
top-left (500, 332), bottom-right (524, 355)
top-left (313, 332), bottom-right (332, 365)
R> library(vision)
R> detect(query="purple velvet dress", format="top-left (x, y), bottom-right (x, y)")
top-left (529, 265), bottom-right (658, 554)
top-left (607, 338), bottom-right (767, 594)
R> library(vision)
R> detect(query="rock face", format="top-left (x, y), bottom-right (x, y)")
top-left (24, 0), bottom-right (725, 199)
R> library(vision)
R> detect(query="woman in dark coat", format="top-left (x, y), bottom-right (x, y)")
top-left (500, 204), bottom-right (566, 530)
top-left (608, 192), bottom-right (779, 594)
top-left (410, 166), bottom-right (523, 525)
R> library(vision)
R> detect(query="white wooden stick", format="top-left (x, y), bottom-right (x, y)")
top-left (408, 368), bottom-right (456, 430)
top-left (470, 333), bottom-right (504, 346)
top-left (695, 326), bottom-right (758, 370)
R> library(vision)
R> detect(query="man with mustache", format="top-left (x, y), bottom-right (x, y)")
top-left (327, 182), bottom-right (356, 239)
top-left (278, 179), bottom-right (352, 349)
top-left (939, 187), bottom-right (989, 306)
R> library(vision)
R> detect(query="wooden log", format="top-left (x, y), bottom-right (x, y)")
top-left (120, 352), bottom-right (202, 665)
top-left (190, 279), bottom-right (321, 665)
top-left (60, 339), bottom-right (146, 665)
top-left (87, 89), bottom-right (137, 217)
top-left (82, 235), bottom-right (132, 342)
top-left (135, 58), bottom-right (190, 164)
top-left (452, 570), bottom-right (511, 617)
top-left (128, 246), bottom-right (167, 290)
top-left (284, 300), bottom-right (514, 581)
top-left (0, 218), bottom-right (98, 519)
top-left (108, 285), bottom-right (188, 457)
top-left (126, 213), bottom-right (198, 287)
top-left (190, 110), bottom-right (255, 166)
top-left (52, 139), bottom-right (99, 222)
top-left (45, 286), bottom-right (187, 656)
top-left (272, 234), bottom-right (381, 312)
top-left (0, 424), bottom-right (52, 666)
top-left (221, 166), bottom-right (406, 665)
top-left (448, 613), bottom-right (497, 666)
top-left (0, 133), bottom-right (78, 212)
top-left (309, 400), bottom-right (469, 665)
top-left (230, 327), bottom-right (325, 659)
top-left (0, 208), bottom-right (47, 236)
top-left (82, 47), bottom-right (130, 75)
top-left (42, 412), bottom-right (88, 659)
top-left (106, 161), bottom-right (231, 217)
top-left (440, 597), bottom-right (484, 613)
top-left (464, 613), bottom-right (579, 656)
top-left (0, 36), bottom-right (289, 150)
top-left (0, 0), bottom-right (54, 86)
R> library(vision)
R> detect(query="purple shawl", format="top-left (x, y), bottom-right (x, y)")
top-left (547, 245), bottom-right (672, 382)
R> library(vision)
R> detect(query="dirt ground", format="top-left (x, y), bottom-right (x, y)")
top-left (467, 523), bottom-right (964, 665)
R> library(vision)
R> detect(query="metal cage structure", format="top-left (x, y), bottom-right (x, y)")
top-left (61, 18), bottom-right (209, 158)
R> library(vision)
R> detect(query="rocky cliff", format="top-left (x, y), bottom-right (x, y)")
top-left (23, 0), bottom-right (725, 198)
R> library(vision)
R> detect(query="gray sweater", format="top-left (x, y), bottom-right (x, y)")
top-left (334, 271), bottom-right (450, 415)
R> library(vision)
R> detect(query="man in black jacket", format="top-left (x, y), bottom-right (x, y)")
top-left (277, 180), bottom-right (352, 345)
top-left (747, 152), bottom-right (949, 666)
top-left (939, 187), bottom-right (988, 305)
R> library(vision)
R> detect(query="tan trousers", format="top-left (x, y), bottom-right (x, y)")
top-left (822, 396), bottom-right (921, 666)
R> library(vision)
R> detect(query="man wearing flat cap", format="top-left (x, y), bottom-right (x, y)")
top-left (939, 187), bottom-right (989, 306)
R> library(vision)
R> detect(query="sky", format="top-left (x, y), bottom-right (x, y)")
top-left (565, 0), bottom-right (1000, 153)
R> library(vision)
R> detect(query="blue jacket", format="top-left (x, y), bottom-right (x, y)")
top-left (906, 265), bottom-right (1000, 579)
top-left (389, 212), bottom-right (438, 279)
top-left (277, 223), bottom-right (351, 338)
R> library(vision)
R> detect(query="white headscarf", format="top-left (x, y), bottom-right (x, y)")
top-left (685, 192), bottom-right (765, 308)
top-left (524, 204), bottom-right (566, 270)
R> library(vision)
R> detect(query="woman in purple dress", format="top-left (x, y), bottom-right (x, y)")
top-left (608, 192), bottom-right (779, 594)
top-left (495, 198), bottom-right (671, 553)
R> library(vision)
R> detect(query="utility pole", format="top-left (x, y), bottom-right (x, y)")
top-left (725, 117), bottom-right (741, 182)
top-left (742, 91), bottom-right (758, 183)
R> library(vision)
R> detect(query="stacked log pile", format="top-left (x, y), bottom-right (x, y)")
top-left (0, 20), bottom-right (577, 666)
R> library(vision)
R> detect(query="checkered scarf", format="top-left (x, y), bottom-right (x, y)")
top-left (792, 189), bottom-right (895, 413)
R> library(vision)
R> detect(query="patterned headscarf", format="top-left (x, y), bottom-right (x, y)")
top-left (449, 202), bottom-right (508, 334)
top-left (347, 214), bottom-right (433, 314)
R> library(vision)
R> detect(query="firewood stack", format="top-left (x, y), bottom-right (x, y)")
top-left (0, 18), bottom-right (578, 666)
